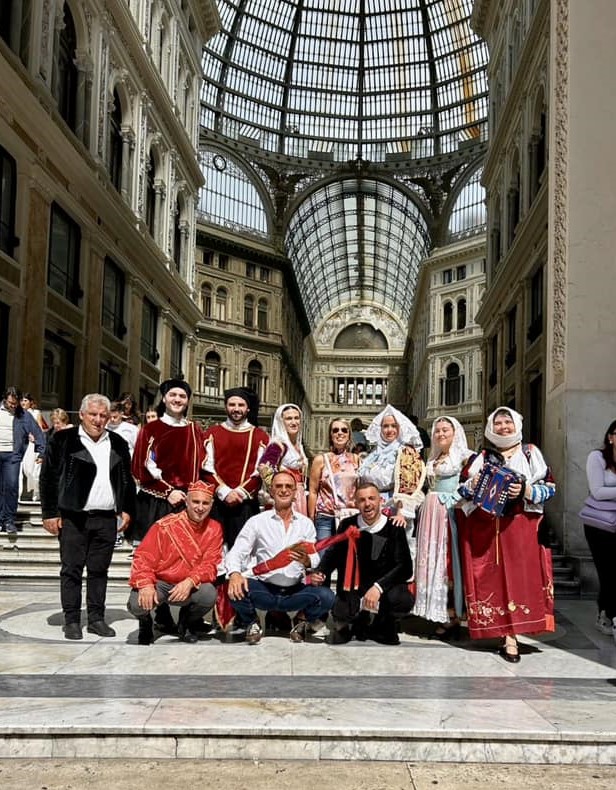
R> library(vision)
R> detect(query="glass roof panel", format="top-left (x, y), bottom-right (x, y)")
top-left (286, 179), bottom-right (430, 328)
top-left (201, 0), bottom-right (488, 161)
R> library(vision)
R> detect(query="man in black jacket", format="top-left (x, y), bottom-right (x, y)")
top-left (317, 482), bottom-right (414, 645)
top-left (40, 393), bottom-right (136, 640)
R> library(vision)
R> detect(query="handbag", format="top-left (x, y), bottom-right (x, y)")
top-left (578, 496), bottom-right (616, 532)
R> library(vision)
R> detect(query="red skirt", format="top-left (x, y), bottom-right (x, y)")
top-left (458, 507), bottom-right (555, 640)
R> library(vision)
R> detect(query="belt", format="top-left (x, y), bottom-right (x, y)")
top-left (83, 509), bottom-right (116, 517)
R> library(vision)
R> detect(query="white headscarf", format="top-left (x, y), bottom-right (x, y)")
top-left (270, 403), bottom-right (307, 471)
top-left (364, 405), bottom-right (423, 451)
top-left (426, 415), bottom-right (471, 477)
top-left (484, 407), bottom-right (523, 450)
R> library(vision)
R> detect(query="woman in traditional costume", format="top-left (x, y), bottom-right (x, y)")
top-left (308, 418), bottom-right (359, 542)
top-left (259, 404), bottom-right (308, 515)
top-left (413, 416), bottom-right (471, 638)
top-left (458, 407), bottom-right (555, 662)
top-left (357, 405), bottom-right (426, 552)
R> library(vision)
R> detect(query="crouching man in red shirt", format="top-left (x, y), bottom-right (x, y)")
top-left (127, 481), bottom-right (223, 645)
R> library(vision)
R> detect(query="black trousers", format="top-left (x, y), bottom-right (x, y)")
top-left (212, 498), bottom-right (259, 549)
top-left (59, 511), bottom-right (117, 625)
top-left (332, 583), bottom-right (415, 627)
top-left (584, 524), bottom-right (616, 620)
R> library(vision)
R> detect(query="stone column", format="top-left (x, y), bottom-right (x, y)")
top-left (20, 176), bottom-right (51, 394)
top-left (544, 0), bottom-right (616, 590)
top-left (82, 242), bottom-right (105, 395)
top-left (127, 276), bottom-right (145, 397)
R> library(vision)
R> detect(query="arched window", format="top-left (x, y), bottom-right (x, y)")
top-left (201, 283), bottom-right (212, 318)
top-left (145, 151), bottom-right (156, 236)
top-left (55, 2), bottom-right (78, 131)
top-left (215, 287), bottom-right (227, 321)
top-left (457, 298), bottom-right (467, 330)
top-left (109, 89), bottom-right (123, 191)
top-left (244, 294), bottom-right (254, 327)
top-left (246, 360), bottom-right (263, 400)
top-left (204, 351), bottom-right (221, 395)
top-left (443, 301), bottom-right (453, 333)
top-left (443, 363), bottom-right (463, 406)
top-left (257, 298), bottom-right (268, 331)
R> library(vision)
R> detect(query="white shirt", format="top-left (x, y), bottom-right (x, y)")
top-left (79, 427), bottom-right (116, 511)
top-left (357, 513), bottom-right (388, 533)
top-left (0, 406), bottom-right (13, 452)
top-left (107, 420), bottom-right (139, 456)
top-left (225, 508), bottom-right (319, 586)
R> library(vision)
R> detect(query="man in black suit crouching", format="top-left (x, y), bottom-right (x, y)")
top-left (316, 482), bottom-right (414, 645)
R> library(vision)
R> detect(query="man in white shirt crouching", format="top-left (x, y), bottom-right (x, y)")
top-left (225, 471), bottom-right (334, 644)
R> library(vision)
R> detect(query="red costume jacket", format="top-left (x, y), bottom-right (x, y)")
top-left (203, 422), bottom-right (269, 501)
top-left (132, 419), bottom-right (206, 498)
top-left (129, 510), bottom-right (223, 589)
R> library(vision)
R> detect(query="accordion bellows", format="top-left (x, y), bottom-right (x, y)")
top-left (472, 462), bottom-right (524, 517)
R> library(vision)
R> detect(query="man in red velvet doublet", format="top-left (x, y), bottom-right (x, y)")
top-left (203, 388), bottom-right (269, 548)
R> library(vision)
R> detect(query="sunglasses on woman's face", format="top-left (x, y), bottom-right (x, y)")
top-left (331, 427), bottom-right (349, 434)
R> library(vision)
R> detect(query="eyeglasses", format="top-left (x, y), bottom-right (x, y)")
top-left (331, 427), bottom-right (349, 434)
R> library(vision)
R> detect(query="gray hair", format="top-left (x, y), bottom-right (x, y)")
top-left (79, 393), bottom-right (111, 413)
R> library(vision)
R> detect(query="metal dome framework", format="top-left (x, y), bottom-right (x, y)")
top-left (201, 0), bottom-right (488, 164)
top-left (198, 1), bottom-right (488, 331)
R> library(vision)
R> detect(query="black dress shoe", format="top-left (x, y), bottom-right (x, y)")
top-left (64, 623), bottom-right (83, 640)
top-left (328, 626), bottom-right (352, 645)
top-left (432, 623), bottom-right (462, 642)
top-left (138, 615), bottom-right (154, 645)
top-left (154, 603), bottom-right (179, 635)
top-left (178, 626), bottom-right (199, 644)
top-left (87, 620), bottom-right (116, 637)
top-left (498, 645), bottom-right (521, 663)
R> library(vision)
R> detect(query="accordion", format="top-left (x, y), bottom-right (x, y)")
top-left (472, 463), bottom-right (525, 517)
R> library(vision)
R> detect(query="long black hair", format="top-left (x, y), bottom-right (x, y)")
top-left (599, 419), bottom-right (616, 473)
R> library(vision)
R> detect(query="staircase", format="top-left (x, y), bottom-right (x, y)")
top-left (1, 502), bottom-right (131, 586)
top-left (4, 503), bottom-right (583, 598)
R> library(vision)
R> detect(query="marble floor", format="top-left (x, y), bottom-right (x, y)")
top-left (0, 581), bottom-right (615, 764)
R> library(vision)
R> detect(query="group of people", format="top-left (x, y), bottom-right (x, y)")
top-left (29, 378), bottom-right (568, 663)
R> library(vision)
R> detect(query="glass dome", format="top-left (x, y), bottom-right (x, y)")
top-left (201, 0), bottom-right (488, 165)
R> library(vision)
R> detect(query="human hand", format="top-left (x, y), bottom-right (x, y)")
top-left (43, 517), bottom-right (62, 535)
top-left (225, 490), bottom-right (244, 506)
top-left (227, 572), bottom-right (249, 600)
top-left (289, 542), bottom-right (310, 567)
top-left (507, 482), bottom-right (523, 499)
top-left (167, 489), bottom-right (186, 506)
top-left (138, 586), bottom-right (158, 611)
top-left (362, 585), bottom-right (381, 611)
top-left (117, 512), bottom-right (131, 532)
top-left (391, 513), bottom-right (406, 528)
top-left (168, 579), bottom-right (193, 603)
top-left (309, 571), bottom-right (326, 586)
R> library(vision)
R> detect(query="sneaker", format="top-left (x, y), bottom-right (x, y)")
top-left (245, 622), bottom-right (263, 645)
top-left (596, 610), bottom-right (612, 636)
top-left (114, 534), bottom-right (124, 548)
top-left (612, 617), bottom-right (616, 647)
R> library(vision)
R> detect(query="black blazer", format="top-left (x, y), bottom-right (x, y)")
top-left (40, 427), bottom-right (136, 519)
top-left (318, 516), bottom-right (413, 595)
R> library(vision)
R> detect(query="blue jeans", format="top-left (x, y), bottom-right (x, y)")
top-left (0, 451), bottom-right (21, 532)
top-left (230, 578), bottom-right (335, 627)
top-left (314, 513), bottom-right (336, 543)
